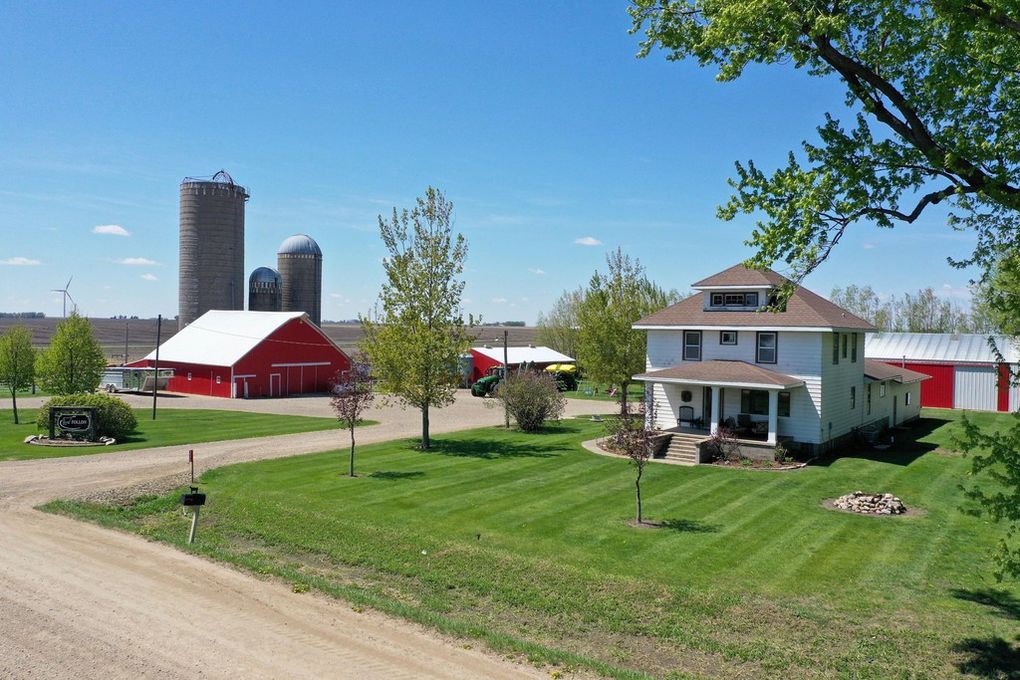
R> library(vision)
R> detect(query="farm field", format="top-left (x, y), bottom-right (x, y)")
top-left (0, 318), bottom-right (541, 362)
top-left (0, 408), bottom-right (353, 461)
top-left (49, 409), bottom-right (1020, 679)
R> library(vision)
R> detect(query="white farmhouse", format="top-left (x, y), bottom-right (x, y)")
top-left (633, 265), bottom-right (927, 462)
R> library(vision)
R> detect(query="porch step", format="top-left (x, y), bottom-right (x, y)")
top-left (661, 432), bottom-right (706, 466)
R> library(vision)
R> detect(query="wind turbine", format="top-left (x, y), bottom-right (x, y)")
top-left (52, 276), bottom-right (77, 318)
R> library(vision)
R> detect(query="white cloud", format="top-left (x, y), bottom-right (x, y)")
top-left (93, 224), bottom-right (130, 236)
top-left (140, 273), bottom-right (158, 281)
top-left (116, 257), bottom-right (158, 266)
top-left (0, 257), bottom-right (41, 266)
top-left (574, 236), bottom-right (602, 246)
top-left (862, 242), bottom-right (876, 250)
top-left (529, 267), bottom-right (546, 275)
top-left (492, 297), bottom-right (508, 304)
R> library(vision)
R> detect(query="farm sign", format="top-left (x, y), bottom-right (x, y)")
top-left (49, 407), bottom-right (98, 441)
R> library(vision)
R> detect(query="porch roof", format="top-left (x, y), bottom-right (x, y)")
top-left (633, 360), bottom-right (805, 390)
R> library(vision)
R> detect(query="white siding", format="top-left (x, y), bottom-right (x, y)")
top-left (820, 332), bottom-right (866, 442)
top-left (954, 365), bottom-right (999, 411)
top-left (644, 329), bottom-right (823, 443)
top-left (1011, 374), bottom-right (1020, 412)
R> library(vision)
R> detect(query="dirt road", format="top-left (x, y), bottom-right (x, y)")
top-left (0, 394), bottom-right (616, 679)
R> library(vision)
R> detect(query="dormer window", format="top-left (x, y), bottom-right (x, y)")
top-left (708, 292), bottom-right (760, 308)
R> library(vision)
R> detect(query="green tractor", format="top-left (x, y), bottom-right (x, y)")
top-left (544, 363), bottom-right (579, 392)
top-left (471, 366), bottom-right (505, 397)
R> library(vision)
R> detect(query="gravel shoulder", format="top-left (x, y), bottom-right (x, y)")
top-left (0, 391), bottom-right (616, 679)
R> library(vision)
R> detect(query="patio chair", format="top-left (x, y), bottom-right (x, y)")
top-left (677, 406), bottom-right (695, 428)
top-left (735, 413), bottom-right (753, 436)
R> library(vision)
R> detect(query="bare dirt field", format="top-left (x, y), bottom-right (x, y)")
top-left (0, 318), bottom-right (539, 362)
top-left (0, 392), bottom-right (615, 679)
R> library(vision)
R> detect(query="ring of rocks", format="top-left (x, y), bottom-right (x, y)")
top-left (824, 491), bottom-right (921, 517)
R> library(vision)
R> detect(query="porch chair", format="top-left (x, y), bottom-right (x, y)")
top-left (677, 406), bottom-right (695, 429)
top-left (735, 413), bottom-right (753, 436)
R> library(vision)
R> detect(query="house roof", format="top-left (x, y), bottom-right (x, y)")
top-left (140, 310), bottom-right (314, 367)
top-left (864, 332), bottom-right (1020, 364)
top-left (863, 359), bottom-right (932, 384)
top-left (634, 286), bottom-right (875, 330)
top-left (692, 264), bottom-right (787, 288)
top-left (471, 345), bottom-right (574, 365)
top-left (633, 360), bottom-right (805, 389)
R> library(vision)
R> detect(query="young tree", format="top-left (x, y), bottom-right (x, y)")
top-left (329, 356), bottom-right (375, 477)
top-left (606, 402), bottom-right (658, 525)
top-left (0, 325), bottom-right (36, 424)
top-left (535, 287), bottom-right (585, 360)
top-left (360, 187), bottom-right (471, 450)
top-left (577, 248), bottom-right (678, 415)
top-left (630, 2), bottom-right (1020, 288)
top-left (35, 312), bottom-right (106, 395)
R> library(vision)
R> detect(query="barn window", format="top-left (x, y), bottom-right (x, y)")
top-left (187, 372), bottom-right (192, 381)
top-left (216, 376), bottom-right (222, 384)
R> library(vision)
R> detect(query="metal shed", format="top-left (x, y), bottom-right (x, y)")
top-left (865, 332), bottom-right (1020, 412)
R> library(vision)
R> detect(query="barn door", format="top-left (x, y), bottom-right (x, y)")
top-left (270, 373), bottom-right (281, 398)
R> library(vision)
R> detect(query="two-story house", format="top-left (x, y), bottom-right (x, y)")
top-left (632, 264), bottom-right (900, 458)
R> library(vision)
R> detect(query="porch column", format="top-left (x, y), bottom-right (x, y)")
top-left (709, 386), bottom-right (721, 435)
top-left (767, 389), bottom-right (779, 444)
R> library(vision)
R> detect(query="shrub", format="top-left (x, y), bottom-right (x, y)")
top-left (36, 393), bottom-right (138, 439)
top-left (494, 371), bottom-right (566, 432)
top-left (773, 441), bottom-right (791, 463)
top-left (704, 428), bottom-right (741, 462)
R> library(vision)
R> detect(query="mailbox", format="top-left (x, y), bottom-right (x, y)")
top-left (181, 486), bottom-right (206, 507)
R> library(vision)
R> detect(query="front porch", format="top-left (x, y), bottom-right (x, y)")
top-left (635, 360), bottom-right (806, 447)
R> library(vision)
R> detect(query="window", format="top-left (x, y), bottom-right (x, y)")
top-left (850, 385), bottom-right (856, 409)
top-left (741, 389), bottom-right (769, 415)
top-left (905, 391), bottom-right (912, 406)
top-left (851, 333), bottom-right (858, 362)
top-left (710, 292), bottom-right (758, 307)
top-left (745, 292), bottom-right (759, 307)
top-left (879, 383), bottom-right (887, 398)
top-left (866, 384), bottom-right (872, 415)
top-left (711, 292), bottom-right (724, 306)
top-left (756, 331), bottom-right (777, 364)
top-left (216, 375), bottom-right (222, 384)
top-left (778, 391), bottom-right (790, 417)
top-left (681, 390), bottom-right (692, 402)
top-left (720, 330), bottom-right (737, 345)
top-left (683, 330), bottom-right (702, 361)
top-left (724, 293), bottom-right (745, 306)
top-left (832, 332), bottom-right (840, 364)
top-left (187, 372), bottom-right (192, 381)
top-left (842, 333), bottom-right (848, 359)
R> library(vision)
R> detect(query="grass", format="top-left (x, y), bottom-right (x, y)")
top-left (566, 381), bottom-right (645, 403)
top-left (0, 408), bottom-right (367, 461)
top-left (46, 408), bottom-right (1020, 678)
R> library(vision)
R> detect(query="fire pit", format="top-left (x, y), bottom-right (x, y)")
top-left (832, 491), bottom-right (906, 515)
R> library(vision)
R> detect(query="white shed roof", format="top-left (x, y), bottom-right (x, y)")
top-left (865, 332), bottom-right (1020, 364)
top-left (142, 310), bottom-right (309, 366)
top-left (471, 345), bottom-right (574, 365)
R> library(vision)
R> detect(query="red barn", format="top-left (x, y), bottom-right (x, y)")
top-left (128, 310), bottom-right (350, 398)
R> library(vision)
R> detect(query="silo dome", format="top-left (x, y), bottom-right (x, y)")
top-left (277, 234), bottom-right (322, 256)
top-left (249, 266), bottom-right (281, 285)
top-left (248, 267), bottom-right (282, 312)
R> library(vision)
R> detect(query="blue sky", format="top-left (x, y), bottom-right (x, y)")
top-left (0, 2), bottom-right (978, 322)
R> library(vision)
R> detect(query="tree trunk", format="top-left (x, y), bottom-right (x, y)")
top-left (620, 380), bottom-right (629, 417)
top-left (349, 425), bottom-right (356, 477)
top-left (10, 389), bottom-right (18, 425)
top-left (421, 404), bottom-right (430, 450)
top-left (635, 465), bottom-right (643, 524)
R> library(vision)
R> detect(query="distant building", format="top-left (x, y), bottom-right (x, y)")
top-left (468, 345), bottom-right (574, 383)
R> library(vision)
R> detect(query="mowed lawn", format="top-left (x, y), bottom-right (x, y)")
top-left (49, 409), bottom-right (1020, 679)
top-left (0, 408), bottom-right (350, 461)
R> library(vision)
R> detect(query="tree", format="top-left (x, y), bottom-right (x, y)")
top-left (974, 250), bottom-right (1020, 336)
top-left (577, 248), bottom-right (678, 415)
top-left (830, 285), bottom-right (893, 329)
top-left (605, 402), bottom-right (658, 524)
top-left (0, 325), bottom-right (35, 424)
top-left (360, 187), bottom-right (471, 450)
top-left (494, 370), bottom-right (566, 432)
top-left (896, 288), bottom-right (969, 332)
top-left (329, 356), bottom-right (375, 477)
top-left (35, 312), bottom-right (106, 395)
top-left (630, 1), bottom-right (1020, 289)
top-left (535, 287), bottom-right (585, 360)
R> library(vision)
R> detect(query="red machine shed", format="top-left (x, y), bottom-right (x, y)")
top-left (468, 345), bottom-right (575, 383)
top-left (128, 310), bottom-right (349, 398)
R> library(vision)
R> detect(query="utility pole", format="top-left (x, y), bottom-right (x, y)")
top-left (123, 320), bottom-right (129, 365)
top-left (152, 314), bottom-right (162, 420)
top-left (503, 329), bottom-right (509, 429)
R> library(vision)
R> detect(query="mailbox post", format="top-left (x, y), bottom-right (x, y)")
top-left (180, 451), bottom-right (205, 544)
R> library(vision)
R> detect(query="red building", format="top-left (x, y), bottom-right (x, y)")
top-left (468, 345), bottom-right (575, 383)
top-left (128, 310), bottom-right (350, 398)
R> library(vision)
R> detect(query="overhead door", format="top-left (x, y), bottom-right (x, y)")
top-left (954, 365), bottom-right (998, 411)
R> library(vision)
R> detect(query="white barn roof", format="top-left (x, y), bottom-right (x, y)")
top-left (471, 345), bottom-right (574, 365)
top-left (865, 332), bottom-right (1020, 364)
top-left (142, 311), bottom-right (308, 367)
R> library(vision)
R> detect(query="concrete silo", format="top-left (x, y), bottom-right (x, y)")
top-left (277, 234), bottom-right (322, 326)
top-left (248, 267), bottom-right (282, 312)
top-left (178, 170), bottom-right (248, 329)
